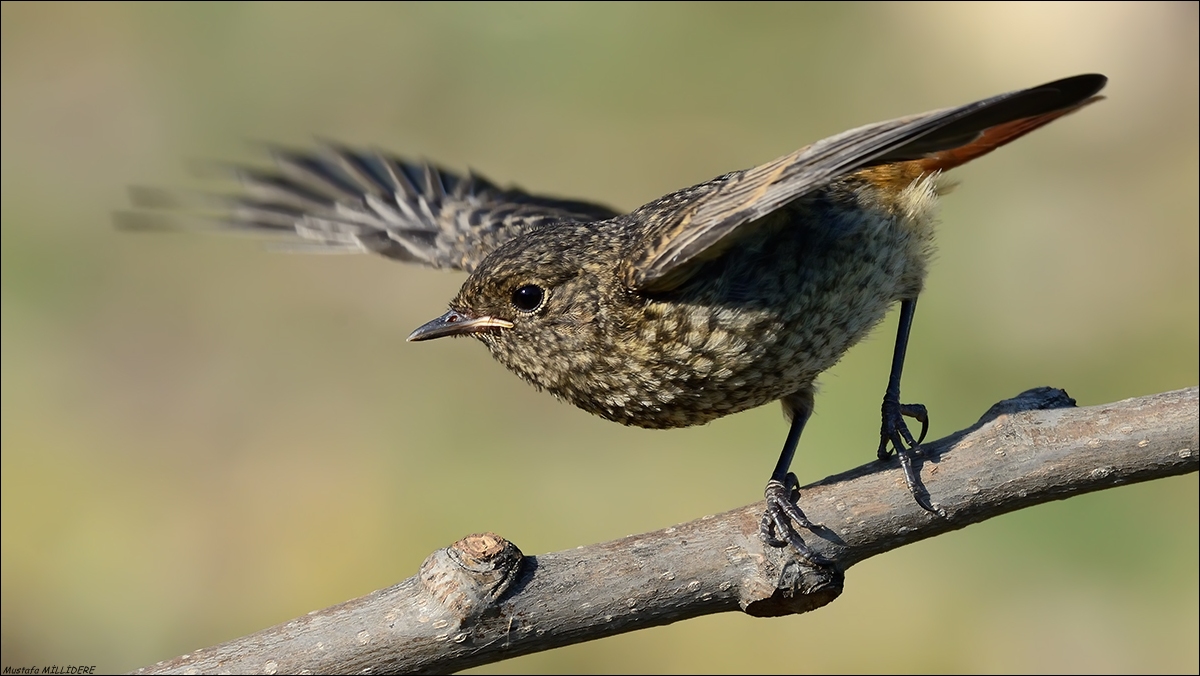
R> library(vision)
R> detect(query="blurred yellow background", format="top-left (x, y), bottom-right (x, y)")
top-left (2, 2), bottom-right (1196, 673)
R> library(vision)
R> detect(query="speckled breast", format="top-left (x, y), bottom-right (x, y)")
top-left (558, 179), bottom-right (938, 429)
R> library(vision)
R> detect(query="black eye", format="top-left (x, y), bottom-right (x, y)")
top-left (511, 284), bottom-right (545, 312)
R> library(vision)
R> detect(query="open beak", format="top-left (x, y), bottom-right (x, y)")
top-left (406, 309), bottom-right (514, 342)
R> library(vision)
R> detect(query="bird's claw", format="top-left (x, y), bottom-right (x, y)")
top-left (760, 473), bottom-right (830, 566)
top-left (876, 399), bottom-right (942, 515)
top-left (876, 400), bottom-right (928, 459)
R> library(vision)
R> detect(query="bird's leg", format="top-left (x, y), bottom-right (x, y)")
top-left (876, 298), bottom-right (940, 514)
top-left (760, 386), bottom-right (830, 565)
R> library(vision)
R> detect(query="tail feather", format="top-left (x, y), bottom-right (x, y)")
top-left (917, 96), bottom-right (1104, 172)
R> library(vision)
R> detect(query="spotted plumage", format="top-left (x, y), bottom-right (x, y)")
top-left (120, 74), bottom-right (1107, 561)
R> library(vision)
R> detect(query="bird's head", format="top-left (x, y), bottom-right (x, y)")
top-left (407, 224), bottom-right (622, 395)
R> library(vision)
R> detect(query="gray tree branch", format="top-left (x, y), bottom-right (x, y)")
top-left (132, 386), bottom-right (1198, 675)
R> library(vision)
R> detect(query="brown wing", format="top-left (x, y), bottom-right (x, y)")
top-left (626, 74), bottom-right (1107, 292)
top-left (115, 143), bottom-right (621, 273)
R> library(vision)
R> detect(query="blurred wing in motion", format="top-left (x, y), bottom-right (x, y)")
top-left (116, 143), bottom-right (622, 273)
top-left (626, 74), bottom-right (1107, 292)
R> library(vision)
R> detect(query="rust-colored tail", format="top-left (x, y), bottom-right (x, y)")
top-left (916, 95), bottom-right (1104, 172)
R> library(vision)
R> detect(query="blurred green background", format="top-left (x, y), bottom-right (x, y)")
top-left (2, 2), bottom-right (1197, 673)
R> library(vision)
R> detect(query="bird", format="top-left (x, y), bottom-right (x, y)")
top-left (118, 73), bottom-right (1108, 563)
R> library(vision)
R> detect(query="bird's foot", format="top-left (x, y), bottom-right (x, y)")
top-left (876, 399), bottom-right (943, 515)
top-left (760, 472), bottom-right (831, 566)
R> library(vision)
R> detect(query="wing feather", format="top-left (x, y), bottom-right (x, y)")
top-left (116, 143), bottom-right (621, 272)
top-left (627, 74), bottom-right (1107, 292)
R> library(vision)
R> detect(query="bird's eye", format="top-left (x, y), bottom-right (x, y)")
top-left (511, 284), bottom-right (545, 313)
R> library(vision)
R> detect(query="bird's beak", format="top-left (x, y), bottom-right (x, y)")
top-left (406, 309), bottom-right (514, 342)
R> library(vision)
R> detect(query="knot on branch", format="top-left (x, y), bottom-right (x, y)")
top-left (418, 532), bottom-right (524, 624)
top-left (741, 551), bottom-right (844, 617)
